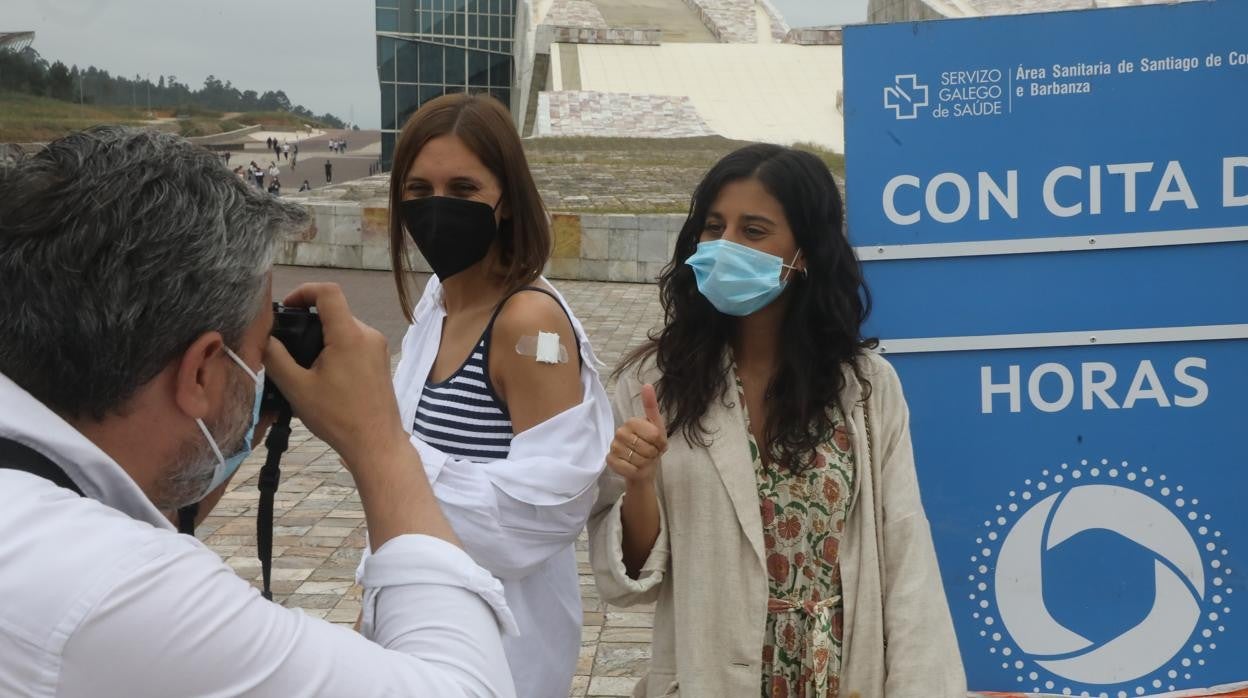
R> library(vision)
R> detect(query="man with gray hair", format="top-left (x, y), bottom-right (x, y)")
top-left (0, 127), bottom-right (516, 697)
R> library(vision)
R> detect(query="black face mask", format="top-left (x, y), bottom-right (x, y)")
top-left (401, 196), bottom-right (501, 281)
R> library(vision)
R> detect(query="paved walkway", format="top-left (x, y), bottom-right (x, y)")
top-left (197, 267), bottom-right (664, 697)
top-left (228, 129), bottom-right (383, 194)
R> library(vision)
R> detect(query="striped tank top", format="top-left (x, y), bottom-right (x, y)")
top-left (413, 287), bottom-right (579, 463)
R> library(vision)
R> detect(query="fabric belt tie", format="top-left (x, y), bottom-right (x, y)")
top-left (767, 594), bottom-right (842, 696)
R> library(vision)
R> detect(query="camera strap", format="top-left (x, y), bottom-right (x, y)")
top-left (0, 437), bottom-right (85, 497)
top-left (257, 406), bottom-right (293, 602)
top-left (177, 502), bottom-right (198, 535)
top-left (1, 427), bottom-right (292, 603)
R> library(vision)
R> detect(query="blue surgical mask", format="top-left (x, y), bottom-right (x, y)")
top-left (686, 239), bottom-right (803, 316)
top-left (195, 347), bottom-right (264, 498)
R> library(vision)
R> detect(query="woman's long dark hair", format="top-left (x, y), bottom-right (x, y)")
top-left (619, 144), bottom-right (876, 473)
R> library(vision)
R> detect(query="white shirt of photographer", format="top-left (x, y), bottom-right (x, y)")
top-left (357, 275), bottom-right (614, 698)
top-left (0, 371), bottom-right (518, 698)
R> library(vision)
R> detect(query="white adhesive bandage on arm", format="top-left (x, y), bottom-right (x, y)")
top-left (515, 331), bottom-right (569, 364)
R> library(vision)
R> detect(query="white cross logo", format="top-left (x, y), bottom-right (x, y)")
top-left (884, 74), bottom-right (929, 120)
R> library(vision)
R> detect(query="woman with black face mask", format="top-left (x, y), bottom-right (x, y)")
top-left (354, 93), bottom-right (613, 698)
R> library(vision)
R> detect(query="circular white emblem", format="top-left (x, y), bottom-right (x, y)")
top-left (970, 458), bottom-right (1232, 696)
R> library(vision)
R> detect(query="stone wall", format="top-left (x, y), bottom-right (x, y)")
top-left (680, 0), bottom-right (757, 43)
top-left (547, 212), bottom-right (685, 282)
top-left (866, 0), bottom-right (960, 23)
top-left (785, 26), bottom-right (843, 45)
top-left (545, 26), bottom-right (663, 47)
top-left (272, 201), bottom-right (687, 284)
top-left (757, 0), bottom-right (792, 42)
top-left (541, 0), bottom-right (608, 28)
top-left (679, 0), bottom-right (794, 45)
top-left (273, 203), bottom-right (401, 273)
top-left (535, 91), bottom-right (717, 140)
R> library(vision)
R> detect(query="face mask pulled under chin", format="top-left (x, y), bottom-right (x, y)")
top-left (194, 347), bottom-right (264, 500)
top-left (401, 195), bottom-right (501, 281)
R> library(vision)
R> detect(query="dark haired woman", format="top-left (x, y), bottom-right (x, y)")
top-left (589, 144), bottom-right (965, 697)
top-left (355, 93), bottom-right (613, 697)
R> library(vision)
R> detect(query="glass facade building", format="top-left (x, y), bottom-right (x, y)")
top-left (377, 0), bottom-right (517, 169)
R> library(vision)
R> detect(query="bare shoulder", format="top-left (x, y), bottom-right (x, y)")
top-left (492, 286), bottom-right (576, 342)
top-left (489, 286), bottom-right (583, 422)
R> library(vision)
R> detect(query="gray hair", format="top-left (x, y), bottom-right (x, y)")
top-left (0, 126), bottom-right (310, 419)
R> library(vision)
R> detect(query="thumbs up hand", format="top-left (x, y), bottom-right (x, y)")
top-left (606, 384), bottom-right (669, 485)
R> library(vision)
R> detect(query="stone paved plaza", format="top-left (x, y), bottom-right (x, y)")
top-left (196, 267), bottom-right (664, 697)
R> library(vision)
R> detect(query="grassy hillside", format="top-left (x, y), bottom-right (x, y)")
top-left (239, 111), bottom-right (331, 130)
top-left (0, 91), bottom-right (153, 141)
top-left (526, 136), bottom-right (841, 173)
top-left (0, 91), bottom-right (335, 143)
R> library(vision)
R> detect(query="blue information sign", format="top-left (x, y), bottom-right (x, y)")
top-left (843, 3), bottom-right (1248, 696)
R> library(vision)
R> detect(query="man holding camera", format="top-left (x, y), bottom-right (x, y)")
top-left (0, 127), bottom-right (516, 696)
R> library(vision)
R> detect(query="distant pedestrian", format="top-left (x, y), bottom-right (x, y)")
top-left (268, 162), bottom-right (280, 183)
top-left (282, 142), bottom-right (290, 161)
top-left (299, 179), bottom-right (311, 192)
top-left (324, 160), bottom-right (332, 184)
top-left (267, 177), bottom-right (281, 196)
top-left (249, 161), bottom-right (264, 188)
top-left (266, 137), bottom-right (273, 150)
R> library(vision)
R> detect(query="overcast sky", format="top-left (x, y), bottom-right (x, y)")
top-left (6, 0), bottom-right (866, 129)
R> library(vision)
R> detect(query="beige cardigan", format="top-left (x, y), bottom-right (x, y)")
top-left (588, 352), bottom-right (966, 698)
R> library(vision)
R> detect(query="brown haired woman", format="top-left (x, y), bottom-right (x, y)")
top-left (354, 94), bottom-right (614, 697)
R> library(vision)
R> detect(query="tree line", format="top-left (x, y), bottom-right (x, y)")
top-left (0, 46), bottom-right (346, 128)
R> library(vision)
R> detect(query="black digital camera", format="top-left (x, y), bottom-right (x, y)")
top-left (260, 303), bottom-right (324, 414)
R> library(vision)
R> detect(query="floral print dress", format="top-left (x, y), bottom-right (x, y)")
top-left (736, 373), bottom-right (855, 698)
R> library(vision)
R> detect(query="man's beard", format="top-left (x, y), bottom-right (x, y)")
top-left (152, 369), bottom-right (254, 512)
